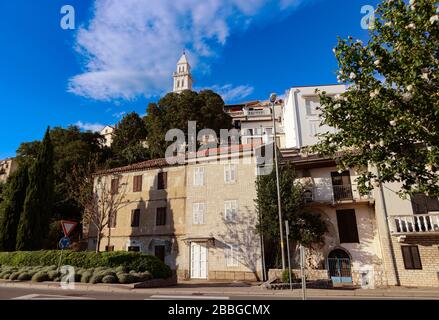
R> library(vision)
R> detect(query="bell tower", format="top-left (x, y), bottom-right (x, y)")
top-left (173, 52), bottom-right (193, 93)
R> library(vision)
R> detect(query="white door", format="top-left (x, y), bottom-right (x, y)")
top-left (191, 243), bottom-right (208, 279)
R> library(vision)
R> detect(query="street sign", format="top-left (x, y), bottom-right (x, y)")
top-left (59, 236), bottom-right (71, 250)
top-left (61, 220), bottom-right (78, 237)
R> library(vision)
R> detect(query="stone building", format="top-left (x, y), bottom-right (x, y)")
top-left (0, 158), bottom-right (18, 183)
top-left (87, 145), bottom-right (264, 281)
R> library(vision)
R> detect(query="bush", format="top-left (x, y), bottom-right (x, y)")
top-left (32, 271), bottom-right (49, 282)
top-left (17, 272), bottom-right (32, 281)
top-left (0, 250), bottom-right (171, 279)
top-left (281, 269), bottom-right (297, 283)
top-left (47, 270), bottom-right (61, 281)
top-left (89, 273), bottom-right (104, 284)
top-left (9, 272), bottom-right (21, 280)
top-left (0, 272), bottom-right (11, 279)
top-left (102, 275), bottom-right (118, 284)
top-left (81, 271), bottom-right (93, 283)
top-left (117, 273), bottom-right (136, 284)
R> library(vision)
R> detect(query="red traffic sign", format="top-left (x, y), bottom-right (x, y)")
top-left (61, 220), bottom-right (78, 237)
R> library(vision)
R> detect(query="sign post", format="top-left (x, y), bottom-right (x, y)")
top-left (285, 221), bottom-right (293, 290)
top-left (300, 244), bottom-right (307, 300)
top-left (57, 221), bottom-right (77, 271)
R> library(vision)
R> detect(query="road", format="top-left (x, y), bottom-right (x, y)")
top-left (1, 287), bottom-right (438, 300)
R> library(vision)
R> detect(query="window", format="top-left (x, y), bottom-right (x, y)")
top-left (193, 202), bottom-right (205, 225)
top-left (401, 246), bottom-right (422, 270)
top-left (224, 164), bottom-right (237, 183)
top-left (309, 121), bottom-right (320, 136)
top-left (157, 171), bottom-right (167, 190)
top-left (305, 97), bottom-right (320, 116)
top-left (128, 246), bottom-right (140, 252)
top-left (105, 245), bottom-right (114, 252)
top-left (225, 244), bottom-right (239, 267)
top-left (336, 209), bottom-right (359, 243)
top-left (155, 245), bottom-right (166, 262)
top-left (224, 200), bottom-right (238, 222)
top-left (133, 175), bottom-right (143, 192)
top-left (156, 207), bottom-right (167, 226)
top-left (194, 167), bottom-right (205, 186)
top-left (109, 210), bottom-right (117, 228)
top-left (111, 178), bottom-right (119, 194)
top-left (411, 193), bottom-right (439, 214)
top-left (131, 209), bottom-right (140, 227)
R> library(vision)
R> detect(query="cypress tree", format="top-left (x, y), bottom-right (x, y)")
top-left (0, 164), bottom-right (29, 251)
top-left (16, 127), bottom-right (54, 250)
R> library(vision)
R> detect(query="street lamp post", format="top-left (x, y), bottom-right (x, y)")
top-left (270, 93), bottom-right (286, 270)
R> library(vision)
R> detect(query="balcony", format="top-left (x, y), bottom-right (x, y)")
top-left (389, 213), bottom-right (439, 235)
top-left (303, 183), bottom-right (371, 205)
top-left (244, 109), bottom-right (272, 117)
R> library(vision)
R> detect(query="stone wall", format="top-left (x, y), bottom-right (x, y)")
top-left (268, 269), bottom-right (329, 281)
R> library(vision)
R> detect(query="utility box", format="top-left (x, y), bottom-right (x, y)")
top-left (359, 266), bottom-right (375, 289)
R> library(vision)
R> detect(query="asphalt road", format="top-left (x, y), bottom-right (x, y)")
top-left (0, 287), bottom-right (438, 300)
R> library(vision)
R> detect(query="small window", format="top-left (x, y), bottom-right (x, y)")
top-left (157, 172), bottom-right (167, 190)
top-left (155, 245), bottom-right (166, 262)
top-left (128, 246), bottom-right (140, 252)
top-left (224, 200), bottom-right (238, 222)
top-left (111, 178), bottom-right (119, 194)
top-left (411, 193), bottom-right (439, 214)
top-left (109, 210), bottom-right (117, 228)
top-left (131, 209), bottom-right (140, 227)
top-left (156, 207), bottom-right (167, 226)
top-left (105, 245), bottom-right (114, 252)
top-left (402, 246), bottom-right (422, 270)
top-left (194, 167), bottom-right (205, 186)
top-left (133, 175), bottom-right (143, 192)
top-left (193, 202), bottom-right (205, 225)
top-left (225, 244), bottom-right (239, 267)
top-left (336, 209), bottom-right (359, 243)
top-left (224, 164), bottom-right (237, 184)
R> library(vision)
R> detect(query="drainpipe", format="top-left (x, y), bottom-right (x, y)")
top-left (377, 170), bottom-right (400, 286)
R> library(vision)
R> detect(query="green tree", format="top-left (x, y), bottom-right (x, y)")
top-left (311, 0), bottom-right (439, 197)
top-left (109, 112), bottom-right (149, 167)
top-left (256, 164), bottom-right (327, 268)
top-left (16, 128), bottom-right (55, 250)
top-left (145, 90), bottom-right (233, 158)
top-left (0, 164), bottom-right (29, 251)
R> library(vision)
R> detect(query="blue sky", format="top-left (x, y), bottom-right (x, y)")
top-left (0, 0), bottom-right (380, 159)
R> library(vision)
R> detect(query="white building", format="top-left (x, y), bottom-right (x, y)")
top-left (0, 158), bottom-right (17, 183)
top-left (100, 125), bottom-right (115, 148)
top-left (283, 84), bottom-right (345, 149)
top-left (173, 52), bottom-right (193, 93)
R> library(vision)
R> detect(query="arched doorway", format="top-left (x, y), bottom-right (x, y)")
top-left (327, 248), bottom-right (352, 284)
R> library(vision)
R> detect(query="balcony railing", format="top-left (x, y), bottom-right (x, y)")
top-left (243, 109), bottom-right (272, 117)
top-left (389, 213), bottom-right (439, 234)
top-left (303, 184), bottom-right (370, 204)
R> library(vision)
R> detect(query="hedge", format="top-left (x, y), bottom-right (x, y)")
top-left (0, 251), bottom-right (171, 279)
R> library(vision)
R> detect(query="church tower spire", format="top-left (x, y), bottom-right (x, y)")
top-left (173, 51), bottom-right (193, 93)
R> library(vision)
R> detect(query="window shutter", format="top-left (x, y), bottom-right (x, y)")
top-left (336, 209), bottom-right (359, 243)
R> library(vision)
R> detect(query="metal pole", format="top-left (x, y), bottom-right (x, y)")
top-left (285, 221), bottom-right (293, 290)
top-left (300, 244), bottom-right (307, 300)
top-left (271, 100), bottom-right (286, 270)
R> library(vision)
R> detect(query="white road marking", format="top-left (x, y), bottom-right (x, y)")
top-left (147, 295), bottom-right (230, 300)
top-left (12, 294), bottom-right (93, 300)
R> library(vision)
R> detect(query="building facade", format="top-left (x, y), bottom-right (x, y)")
top-left (88, 146), bottom-right (264, 281)
top-left (0, 158), bottom-right (18, 183)
top-left (173, 52), bottom-right (193, 93)
top-left (99, 125), bottom-right (115, 148)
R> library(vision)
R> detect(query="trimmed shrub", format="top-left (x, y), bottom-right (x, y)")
top-left (81, 271), bottom-right (93, 283)
top-left (47, 271), bottom-right (61, 281)
top-left (0, 272), bottom-right (11, 279)
top-left (281, 269), bottom-right (297, 284)
top-left (102, 275), bottom-right (118, 284)
top-left (32, 271), bottom-right (49, 282)
top-left (89, 273), bottom-right (104, 284)
top-left (9, 272), bottom-right (21, 280)
top-left (0, 250), bottom-right (171, 279)
top-left (117, 273), bottom-right (136, 284)
top-left (17, 272), bottom-right (32, 281)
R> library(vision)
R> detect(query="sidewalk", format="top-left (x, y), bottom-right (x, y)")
top-left (1, 279), bottom-right (439, 298)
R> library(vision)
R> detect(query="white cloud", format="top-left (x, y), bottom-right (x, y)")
top-left (68, 0), bottom-right (312, 101)
top-left (74, 121), bottom-right (105, 132)
top-left (205, 84), bottom-right (254, 102)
